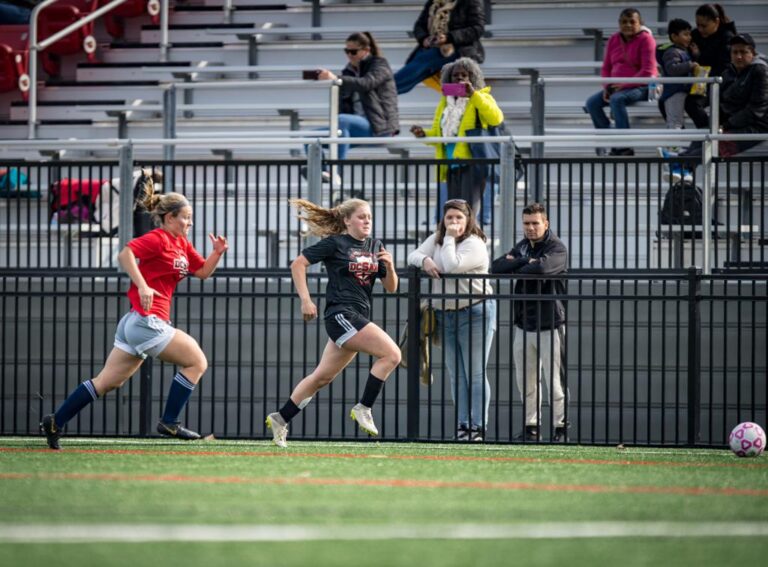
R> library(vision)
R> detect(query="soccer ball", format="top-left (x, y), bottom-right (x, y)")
top-left (728, 422), bottom-right (766, 458)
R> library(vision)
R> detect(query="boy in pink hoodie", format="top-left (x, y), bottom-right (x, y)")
top-left (584, 8), bottom-right (658, 156)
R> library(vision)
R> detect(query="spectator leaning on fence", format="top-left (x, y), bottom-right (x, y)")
top-left (395, 0), bottom-right (485, 95)
top-left (40, 185), bottom-right (229, 450)
top-left (491, 203), bottom-right (568, 443)
top-left (584, 7), bottom-right (657, 156)
top-left (266, 198), bottom-right (400, 448)
top-left (410, 57), bottom-right (503, 219)
top-left (309, 32), bottom-right (399, 185)
top-left (407, 198), bottom-right (496, 442)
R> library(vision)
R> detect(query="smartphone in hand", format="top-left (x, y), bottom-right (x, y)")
top-left (302, 69), bottom-right (321, 80)
top-left (441, 82), bottom-right (467, 97)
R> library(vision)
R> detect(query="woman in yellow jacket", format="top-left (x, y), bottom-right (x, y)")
top-left (411, 57), bottom-right (504, 218)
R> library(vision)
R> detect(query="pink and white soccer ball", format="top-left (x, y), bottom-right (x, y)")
top-left (728, 422), bottom-right (766, 457)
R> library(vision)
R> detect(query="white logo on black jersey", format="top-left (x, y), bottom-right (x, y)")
top-left (348, 249), bottom-right (378, 285)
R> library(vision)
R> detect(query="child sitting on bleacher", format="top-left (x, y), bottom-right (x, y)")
top-left (657, 19), bottom-right (700, 181)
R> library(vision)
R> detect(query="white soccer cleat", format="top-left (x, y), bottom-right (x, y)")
top-left (350, 403), bottom-right (379, 437)
top-left (266, 412), bottom-right (288, 448)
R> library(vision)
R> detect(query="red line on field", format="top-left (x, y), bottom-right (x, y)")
top-left (1, 446), bottom-right (765, 470)
top-left (1, 471), bottom-right (767, 497)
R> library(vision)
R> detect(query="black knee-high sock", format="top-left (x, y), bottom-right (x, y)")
top-left (360, 373), bottom-right (385, 408)
top-left (278, 399), bottom-right (301, 424)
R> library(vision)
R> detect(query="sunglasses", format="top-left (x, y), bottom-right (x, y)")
top-left (344, 48), bottom-right (361, 55)
top-left (444, 198), bottom-right (468, 206)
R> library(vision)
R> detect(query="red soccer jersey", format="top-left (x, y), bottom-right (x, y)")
top-left (126, 228), bottom-right (206, 320)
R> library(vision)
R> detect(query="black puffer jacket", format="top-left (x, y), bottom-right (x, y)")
top-left (692, 20), bottom-right (737, 77)
top-left (339, 56), bottom-right (399, 136)
top-left (491, 230), bottom-right (568, 332)
top-left (409, 0), bottom-right (486, 64)
top-left (721, 57), bottom-right (768, 132)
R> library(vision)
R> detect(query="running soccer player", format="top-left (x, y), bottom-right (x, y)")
top-left (40, 183), bottom-right (228, 450)
top-left (266, 198), bottom-right (400, 447)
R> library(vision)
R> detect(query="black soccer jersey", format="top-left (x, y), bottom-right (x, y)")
top-left (301, 234), bottom-right (387, 319)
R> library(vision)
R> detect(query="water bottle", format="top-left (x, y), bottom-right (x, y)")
top-left (648, 81), bottom-right (661, 103)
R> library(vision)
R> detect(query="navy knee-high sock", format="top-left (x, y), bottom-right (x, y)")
top-left (54, 380), bottom-right (98, 428)
top-left (161, 372), bottom-right (196, 425)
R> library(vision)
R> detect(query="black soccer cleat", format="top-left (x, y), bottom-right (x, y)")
top-left (40, 414), bottom-right (61, 450)
top-left (156, 421), bottom-right (201, 440)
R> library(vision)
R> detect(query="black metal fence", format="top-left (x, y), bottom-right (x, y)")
top-left (1, 154), bottom-right (765, 271)
top-left (2, 270), bottom-right (765, 446)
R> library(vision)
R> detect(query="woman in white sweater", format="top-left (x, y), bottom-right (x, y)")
top-left (407, 198), bottom-right (496, 441)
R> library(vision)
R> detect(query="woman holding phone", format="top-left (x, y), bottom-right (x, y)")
top-left (411, 57), bottom-right (503, 218)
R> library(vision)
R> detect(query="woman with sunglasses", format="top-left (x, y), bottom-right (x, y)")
top-left (407, 198), bottom-right (496, 442)
top-left (309, 32), bottom-right (399, 184)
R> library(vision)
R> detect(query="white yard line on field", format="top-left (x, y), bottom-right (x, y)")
top-left (1, 523), bottom-right (767, 543)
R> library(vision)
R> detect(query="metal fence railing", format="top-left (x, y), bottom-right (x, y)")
top-left (2, 270), bottom-right (765, 446)
top-left (2, 150), bottom-right (766, 271)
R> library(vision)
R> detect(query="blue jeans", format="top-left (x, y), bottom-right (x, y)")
top-left (436, 299), bottom-right (496, 429)
top-left (307, 113), bottom-right (373, 163)
top-left (435, 179), bottom-right (494, 226)
top-left (584, 87), bottom-right (647, 130)
top-left (394, 47), bottom-right (458, 94)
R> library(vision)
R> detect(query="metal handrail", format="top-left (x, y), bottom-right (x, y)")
top-left (3, 132), bottom-right (766, 150)
top-left (28, 0), bottom-right (134, 139)
top-left (538, 76), bottom-right (724, 85)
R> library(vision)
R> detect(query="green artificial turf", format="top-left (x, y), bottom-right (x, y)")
top-left (1, 437), bottom-right (766, 566)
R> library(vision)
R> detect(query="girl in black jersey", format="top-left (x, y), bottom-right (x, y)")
top-left (266, 198), bottom-right (400, 447)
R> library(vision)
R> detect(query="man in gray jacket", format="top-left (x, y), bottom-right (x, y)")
top-left (491, 203), bottom-right (568, 442)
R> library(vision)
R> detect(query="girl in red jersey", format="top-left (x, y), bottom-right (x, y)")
top-left (41, 184), bottom-right (228, 450)
top-left (266, 198), bottom-right (400, 447)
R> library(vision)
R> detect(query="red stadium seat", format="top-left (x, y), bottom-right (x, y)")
top-left (100, 0), bottom-right (160, 39)
top-left (0, 25), bottom-right (31, 99)
top-left (38, 0), bottom-right (98, 77)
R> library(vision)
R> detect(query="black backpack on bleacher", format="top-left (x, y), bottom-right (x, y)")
top-left (660, 181), bottom-right (704, 225)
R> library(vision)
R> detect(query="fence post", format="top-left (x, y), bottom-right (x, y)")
top-left (406, 266), bottom-right (421, 439)
top-left (686, 267), bottom-right (702, 446)
top-left (118, 143), bottom-right (134, 253)
top-left (710, 80), bottom-right (720, 158)
top-left (131, 156), bottom-right (154, 435)
top-left (306, 141), bottom-right (323, 271)
top-left (328, 81), bottom-right (340, 184)
top-left (531, 78), bottom-right (545, 200)
top-left (160, 0), bottom-right (170, 62)
top-left (162, 85), bottom-right (177, 190)
top-left (499, 140), bottom-right (517, 253)
top-left (701, 137), bottom-right (713, 275)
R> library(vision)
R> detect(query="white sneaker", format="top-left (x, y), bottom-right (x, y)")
top-left (266, 412), bottom-right (288, 448)
top-left (350, 403), bottom-right (379, 436)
